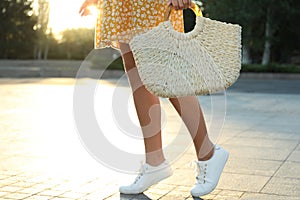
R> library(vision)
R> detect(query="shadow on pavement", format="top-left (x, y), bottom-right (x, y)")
top-left (120, 193), bottom-right (151, 199)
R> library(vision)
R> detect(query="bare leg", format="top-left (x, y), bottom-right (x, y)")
top-left (119, 43), bottom-right (165, 166)
top-left (169, 97), bottom-right (214, 161)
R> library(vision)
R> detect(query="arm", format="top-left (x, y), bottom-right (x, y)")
top-left (79, 0), bottom-right (98, 16)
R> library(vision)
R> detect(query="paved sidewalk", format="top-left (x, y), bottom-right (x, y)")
top-left (0, 77), bottom-right (299, 200)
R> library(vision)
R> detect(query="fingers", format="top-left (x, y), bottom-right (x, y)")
top-left (185, 0), bottom-right (192, 8)
top-left (79, 0), bottom-right (94, 16)
top-left (79, 1), bottom-right (88, 16)
top-left (169, 0), bottom-right (191, 10)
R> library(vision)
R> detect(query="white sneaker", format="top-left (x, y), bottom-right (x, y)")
top-left (191, 145), bottom-right (229, 197)
top-left (119, 160), bottom-right (173, 194)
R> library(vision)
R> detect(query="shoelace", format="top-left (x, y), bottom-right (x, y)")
top-left (191, 160), bottom-right (207, 184)
top-left (133, 163), bottom-right (148, 184)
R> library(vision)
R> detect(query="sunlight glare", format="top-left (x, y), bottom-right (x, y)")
top-left (88, 5), bottom-right (99, 16)
top-left (47, 0), bottom-right (97, 36)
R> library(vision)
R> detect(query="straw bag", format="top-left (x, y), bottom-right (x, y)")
top-left (129, 2), bottom-right (242, 97)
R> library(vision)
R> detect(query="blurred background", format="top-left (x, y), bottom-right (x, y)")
top-left (0, 1), bottom-right (300, 199)
top-left (0, 0), bottom-right (299, 72)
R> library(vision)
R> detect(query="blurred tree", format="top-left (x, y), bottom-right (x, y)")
top-left (59, 28), bottom-right (94, 60)
top-left (33, 0), bottom-right (50, 60)
top-left (200, 0), bottom-right (300, 64)
top-left (0, 0), bottom-right (37, 59)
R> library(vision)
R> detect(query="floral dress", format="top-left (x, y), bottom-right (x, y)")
top-left (95, 0), bottom-right (184, 49)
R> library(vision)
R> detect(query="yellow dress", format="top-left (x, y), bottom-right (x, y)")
top-left (95, 0), bottom-right (184, 49)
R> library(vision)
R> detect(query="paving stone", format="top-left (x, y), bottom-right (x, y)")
top-left (69, 183), bottom-right (99, 194)
top-left (187, 189), bottom-right (222, 200)
top-left (84, 191), bottom-right (111, 200)
top-left (216, 190), bottom-right (244, 198)
top-left (23, 195), bottom-right (51, 200)
top-left (1, 78), bottom-right (300, 200)
top-left (223, 137), bottom-right (298, 150)
top-left (2, 192), bottom-right (32, 199)
top-left (238, 130), bottom-right (300, 140)
top-left (213, 195), bottom-right (241, 200)
top-left (152, 182), bottom-right (176, 189)
top-left (0, 185), bottom-right (23, 193)
top-left (131, 194), bottom-right (152, 200)
top-left (37, 189), bottom-right (65, 197)
top-left (171, 154), bottom-right (195, 169)
top-left (86, 186), bottom-right (117, 200)
top-left (159, 194), bottom-right (188, 200)
top-left (148, 183), bottom-right (175, 194)
top-left (274, 161), bottom-right (300, 179)
top-left (216, 129), bottom-right (244, 144)
top-left (223, 158), bottom-right (282, 176)
top-left (0, 179), bottom-right (19, 187)
top-left (19, 189), bottom-right (44, 196)
top-left (221, 145), bottom-right (291, 161)
top-left (249, 124), bottom-right (299, 134)
top-left (217, 173), bottom-right (269, 192)
top-left (0, 170), bottom-right (21, 177)
top-left (287, 151), bottom-right (300, 162)
top-left (262, 177), bottom-right (300, 196)
top-left (58, 191), bottom-right (86, 199)
top-left (104, 193), bottom-right (137, 200)
top-left (138, 191), bottom-right (162, 200)
top-left (158, 168), bottom-right (194, 187)
top-left (224, 116), bottom-right (270, 128)
top-left (241, 193), bottom-right (299, 200)
top-left (159, 185), bottom-right (191, 199)
top-left (0, 191), bottom-right (9, 197)
top-left (222, 121), bottom-right (253, 132)
top-left (262, 115), bottom-right (300, 127)
top-left (10, 181), bottom-right (39, 188)
top-left (199, 194), bottom-right (217, 200)
top-left (18, 184), bottom-right (50, 194)
top-left (0, 175), bottom-right (9, 180)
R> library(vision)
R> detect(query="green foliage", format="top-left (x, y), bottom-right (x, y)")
top-left (199, 0), bottom-right (300, 64)
top-left (0, 0), bottom-right (37, 59)
top-left (1, 0), bottom-right (299, 67)
top-left (87, 48), bottom-right (124, 70)
top-left (48, 28), bottom-right (94, 60)
top-left (242, 64), bottom-right (300, 73)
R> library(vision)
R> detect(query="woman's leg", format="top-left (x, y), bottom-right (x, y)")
top-left (174, 96), bottom-right (228, 197)
top-left (169, 96), bottom-right (214, 161)
top-left (119, 42), bottom-right (165, 166)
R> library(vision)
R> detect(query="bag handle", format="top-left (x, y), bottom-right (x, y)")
top-left (164, 1), bottom-right (203, 21)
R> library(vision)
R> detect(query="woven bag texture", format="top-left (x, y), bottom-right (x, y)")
top-left (129, 16), bottom-right (242, 97)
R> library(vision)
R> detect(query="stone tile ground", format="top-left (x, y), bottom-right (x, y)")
top-left (0, 78), bottom-right (299, 199)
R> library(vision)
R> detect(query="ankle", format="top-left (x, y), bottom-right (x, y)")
top-left (146, 152), bottom-right (165, 166)
top-left (197, 145), bottom-right (215, 161)
top-left (146, 158), bottom-right (165, 166)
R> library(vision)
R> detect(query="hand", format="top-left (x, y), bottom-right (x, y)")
top-left (79, 0), bottom-right (98, 16)
top-left (167, 0), bottom-right (192, 10)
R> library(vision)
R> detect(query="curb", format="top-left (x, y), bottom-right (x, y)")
top-left (1, 67), bottom-right (299, 80)
top-left (0, 60), bottom-right (299, 80)
top-left (239, 72), bottom-right (300, 80)
top-left (0, 60), bottom-right (125, 79)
